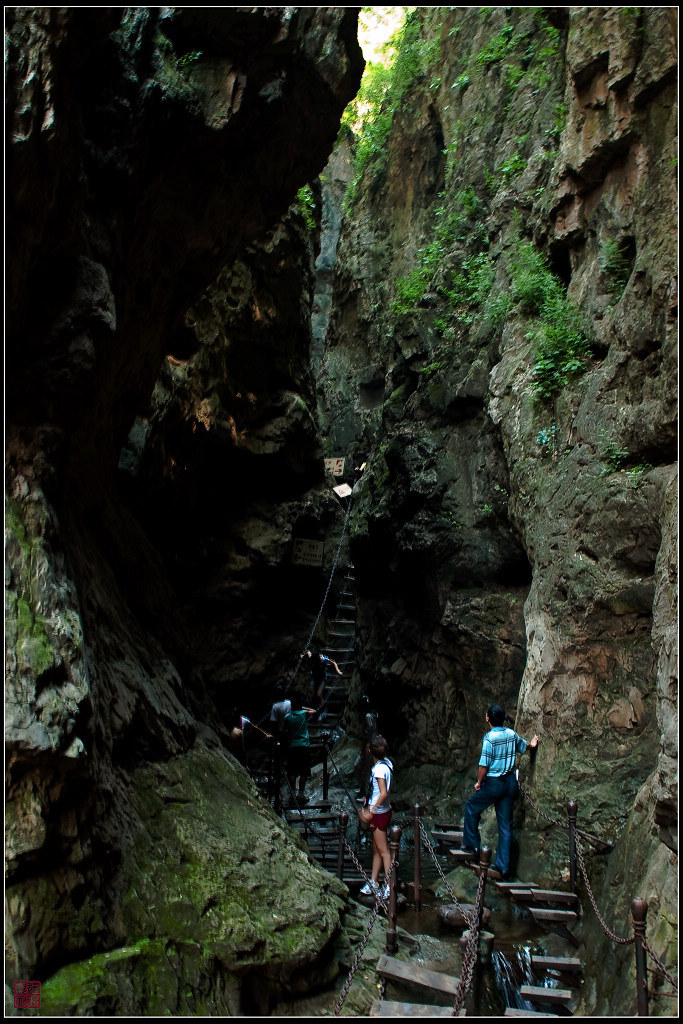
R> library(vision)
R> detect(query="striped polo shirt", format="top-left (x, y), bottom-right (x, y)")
top-left (479, 726), bottom-right (527, 776)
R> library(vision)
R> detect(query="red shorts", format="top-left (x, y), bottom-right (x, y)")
top-left (370, 810), bottom-right (392, 833)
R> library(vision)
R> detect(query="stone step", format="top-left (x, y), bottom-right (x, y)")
top-left (371, 1001), bottom-right (466, 1017)
top-left (519, 985), bottom-right (573, 1006)
top-left (531, 955), bottom-right (583, 974)
top-left (376, 954), bottom-right (460, 996)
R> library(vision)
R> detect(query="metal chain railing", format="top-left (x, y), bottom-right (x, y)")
top-left (574, 836), bottom-right (634, 944)
top-left (333, 849), bottom-right (398, 1017)
top-left (451, 863), bottom-right (487, 1016)
top-left (417, 819), bottom-right (475, 927)
top-left (333, 898), bottom-right (383, 1017)
top-left (518, 779), bottom-right (613, 849)
top-left (643, 943), bottom-right (678, 992)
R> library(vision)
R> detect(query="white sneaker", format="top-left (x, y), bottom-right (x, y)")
top-left (379, 883), bottom-right (391, 900)
top-left (360, 881), bottom-right (378, 895)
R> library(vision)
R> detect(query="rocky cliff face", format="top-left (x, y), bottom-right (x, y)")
top-left (4, 5), bottom-right (677, 1017)
top-left (317, 7), bottom-right (677, 1014)
top-left (5, 6), bottom-right (363, 1014)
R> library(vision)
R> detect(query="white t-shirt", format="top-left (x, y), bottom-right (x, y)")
top-left (370, 758), bottom-right (393, 813)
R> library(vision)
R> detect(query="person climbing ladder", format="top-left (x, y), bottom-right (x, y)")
top-left (300, 647), bottom-right (342, 705)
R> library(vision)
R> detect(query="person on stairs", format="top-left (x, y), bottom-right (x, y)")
top-left (283, 693), bottom-right (315, 806)
top-left (300, 647), bottom-right (342, 706)
top-left (359, 735), bottom-right (394, 900)
top-left (462, 704), bottom-right (539, 880)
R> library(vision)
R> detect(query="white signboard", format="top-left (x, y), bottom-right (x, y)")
top-left (324, 457), bottom-right (346, 477)
top-left (333, 483), bottom-right (353, 498)
top-left (292, 538), bottom-right (324, 567)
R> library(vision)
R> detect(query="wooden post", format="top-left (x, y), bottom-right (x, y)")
top-left (386, 824), bottom-right (402, 954)
top-left (632, 897), bottom-right (649, 1016)
top-left (567, 800), bottom-right (578, 894)
top-left (322, 732), bottom-right (330, 800)
top-left (413, 803), bottom-right (422, 911)
top-left (336, 812), bottom-right (349, 880)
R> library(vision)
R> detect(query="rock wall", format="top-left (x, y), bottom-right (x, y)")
top-left (5, 6), bottom-right (363, 1014)
top-left (318, 7), bottom-right (677, 1014)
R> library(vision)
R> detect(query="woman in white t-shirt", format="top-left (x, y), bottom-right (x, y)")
top-left (359, 735), bottom-right (394, 899)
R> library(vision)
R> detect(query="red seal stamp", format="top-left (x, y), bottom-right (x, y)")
top-left (14, 981), bottom-right (41, 1009)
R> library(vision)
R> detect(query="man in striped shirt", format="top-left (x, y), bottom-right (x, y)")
top-left (462, 704), bottom-right (539, 879)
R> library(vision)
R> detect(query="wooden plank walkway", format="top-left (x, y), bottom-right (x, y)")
top-left (529, 909), bottom-right (579, 925)
top-left (376, 955), bottom-right (461, 996)
top-left (371, 1000), bottom-right (466, 1016)
top-left (504, 1009), bottom-right (558, 1017)
top-left (531, 955), bottom-right (582, 974)
top-left (520, 985), bottom-right (573, 1006)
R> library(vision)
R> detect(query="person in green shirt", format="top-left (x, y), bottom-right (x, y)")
top-left (284, 694), bottom-right (315, 806)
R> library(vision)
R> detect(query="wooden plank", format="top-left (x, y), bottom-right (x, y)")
top-left (504, 1009), bottom-right (558, 1017)
top-left (531, 956), bottom-right (582, 973)
top-left (507, 889), bottom-right (538, 903)
top-left (495, 881), bottom-right (540, 890)
top-left (376, 955), bottom-right (460, 996)
top-left (530, 890), bottom-right (579, 904)
top-left (529, 909), bottom-right (579, 924)
top-left (520, 985), bottom-right (573, 1005)
top-left (371, 1001), bottom-right (465, 1017)
top-left (431, 830), bottom-right (464, 845)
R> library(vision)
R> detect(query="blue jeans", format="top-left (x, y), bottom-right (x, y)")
top-left (463, 772), bottom-right (518, 876)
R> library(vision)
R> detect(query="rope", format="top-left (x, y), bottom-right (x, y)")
top-left (451, 863), bottom-right (487, 1016)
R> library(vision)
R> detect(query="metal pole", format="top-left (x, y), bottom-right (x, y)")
top-left (336, 812), bottom-right (349, 880)
top-left (413, 803), bottom-right (422, 911)
top-left (632, 897), bottom-right (649, 1016)
top-left (386, 824), bottom-right (402, 954)
top-left (567, 800), bottom-right (578, 894)
top-left (322, 733), bottom-right (330, 800)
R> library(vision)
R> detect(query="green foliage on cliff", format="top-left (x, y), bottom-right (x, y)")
top-left (296, 185), bottom-right (316, 230)
top-left (509, 239), bottom-right (592, 399)
top-left (343, 8), bottom-right (438, 207)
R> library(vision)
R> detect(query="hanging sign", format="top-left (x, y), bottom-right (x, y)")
top-left (292, 538), bottom-right (324, 567)
top-left (333, 483), bottom-right (353, 498)
top-left (324, 457), bottom-right (346, 477)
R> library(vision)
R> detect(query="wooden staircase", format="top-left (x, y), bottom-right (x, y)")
top-left (370, 955), bottom-right (467, 1016)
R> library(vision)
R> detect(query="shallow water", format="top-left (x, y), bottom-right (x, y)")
top-left (384, 843), bottom-right (575, 1015)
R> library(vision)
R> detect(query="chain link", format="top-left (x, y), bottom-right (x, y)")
top-left (575, 837), bottom-right (634, 945)
top-left (333, 849), bottom-right (399, 1017)
top-left (643, 942), bottom-right (679, 991)
top-left (451, 865), bottom-right (487, 1016)
top-left (333, 898), bottom-right (382, 1017)
top-left (417, 820), bottom-right (475, 927)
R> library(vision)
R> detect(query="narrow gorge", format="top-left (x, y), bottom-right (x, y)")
top-left (5, 6), bottom-right (678, 1018)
